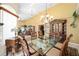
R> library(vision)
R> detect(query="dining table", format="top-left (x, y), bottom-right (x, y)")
top-left (28, 38), bottom-right (57, 56)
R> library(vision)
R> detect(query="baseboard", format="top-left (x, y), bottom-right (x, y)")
top-left (69, 42), bottom-right (79, 53)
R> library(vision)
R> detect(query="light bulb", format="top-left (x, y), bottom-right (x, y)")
top-left (40, 15), bottom-right (44, 21)
top-left (41, 15), bottom-right (44, 18)
top-left (50, 16), bottom-right (53, 19)
top-left (46, 14), bottom-right (50, 17)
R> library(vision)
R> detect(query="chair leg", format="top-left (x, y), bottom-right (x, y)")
top-left (12, 47), bottom-right (15, 56)
top-left (23, 50), bottom-right (25, 56)
top-left (65, 49), bottom-right (68, 56)
top-left (6, 48), bottom-right (8, 56)
top-left (22, 47), bottom-right (25, 56)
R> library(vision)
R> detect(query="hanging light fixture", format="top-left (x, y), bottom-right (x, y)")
top-left (40, 3), bottom-right (53, 24)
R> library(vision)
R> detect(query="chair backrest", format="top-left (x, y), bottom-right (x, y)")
top-left (67, 34), bottom-right (73, 42)
top-left (17, 35), bottom-right (30, 56)
top-left (59, 34), bottom-right (73, 56)
top-left (66, 34), bottom-right (73, 48)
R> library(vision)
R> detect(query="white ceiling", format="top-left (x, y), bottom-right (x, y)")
top-left (19, 3), bottom-right (57, 20)
top-left (3, 3), bottom-right (57, 20)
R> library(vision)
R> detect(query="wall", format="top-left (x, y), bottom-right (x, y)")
top-left (2, 3), bottom-right (19, 14)
top-left (2, 10), bottom-right (17, 45)
top-left (18, 3), bottom-right (79, 44)
top-left (0, 9), bottom-right (17, 46)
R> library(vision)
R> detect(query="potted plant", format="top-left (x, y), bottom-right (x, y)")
top-left (70, 11), bottom-right (79, 28)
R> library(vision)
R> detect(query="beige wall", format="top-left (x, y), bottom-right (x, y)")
top-left (18, 3), bottom-right (79, 44)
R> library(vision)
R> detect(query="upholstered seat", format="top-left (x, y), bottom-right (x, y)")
top-left (46, 48), bottom-right (60, 56)
top-left (55, 42), bottom-right (63, 49)
top-left (25, 35), bottom-right (31, 44)
top-left (29, 46), bottom-right (36, 53)
top-left (31, 52), bottom-right (39, 56)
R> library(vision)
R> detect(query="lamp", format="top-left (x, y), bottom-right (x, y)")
top-left (40, 14), bottom-right (53, 24)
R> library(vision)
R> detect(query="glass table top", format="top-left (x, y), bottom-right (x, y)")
top-left (29, 38), bottom-right (57, 54)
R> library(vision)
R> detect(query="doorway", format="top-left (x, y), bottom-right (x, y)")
top-left (38, 25), bottom-right (44, 37)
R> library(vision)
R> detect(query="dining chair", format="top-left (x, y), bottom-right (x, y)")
top-left (17, 35), bottom-right (38, 56)
top-left (55, 34), bottom-right (73, 50)
top-left (46, 34), bottom-right (73, 56)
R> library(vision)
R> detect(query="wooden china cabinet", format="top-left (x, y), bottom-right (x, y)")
top-left (50, 19), bottom-right (67, 43)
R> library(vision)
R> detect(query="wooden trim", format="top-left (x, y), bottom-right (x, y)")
top-left (0, 6), bottom-right (19, 18)
top-left (50, 19), bottom-right (66, 23)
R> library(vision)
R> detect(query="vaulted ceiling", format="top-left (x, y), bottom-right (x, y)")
top-left (2, 3), bottom-right (57, 20)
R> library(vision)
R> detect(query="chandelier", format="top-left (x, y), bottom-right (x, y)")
top-left (40, 14), bottom-right (53, 24)
top-left (40, 3), bottom-right (53, 24)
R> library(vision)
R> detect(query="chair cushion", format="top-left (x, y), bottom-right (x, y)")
top-left (31, 52), bottom-right (39, 56)
top-left (46, 48), bottom-right (60, 56)
top-left (29, 46), bottom-right (36, 53)
top-left (55, 42), bottom-right (63, 49)
top-left (25, 35), bottom-right (31, 44)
